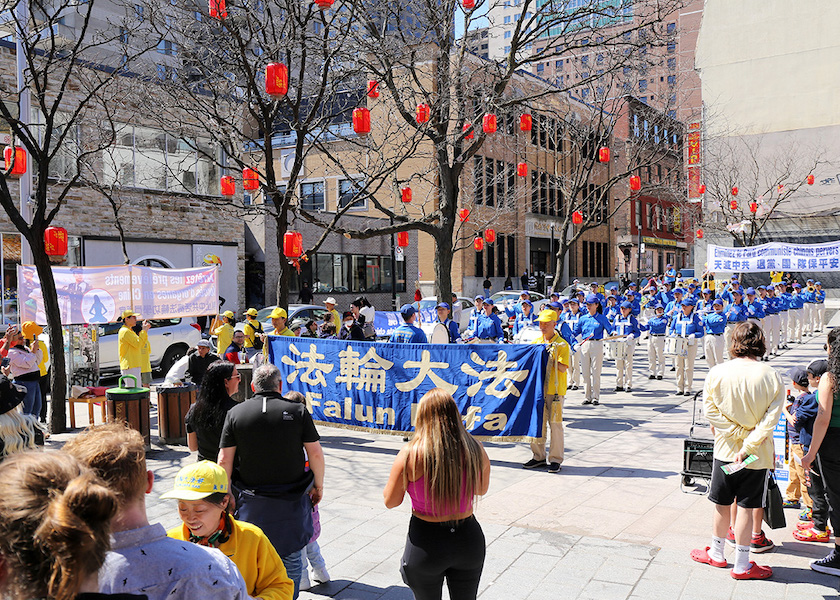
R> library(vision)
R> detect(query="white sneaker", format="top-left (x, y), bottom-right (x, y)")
top-left (299, 569), bottom-right (312, 591)
top-left (312, 566), bottom-right (331, 583)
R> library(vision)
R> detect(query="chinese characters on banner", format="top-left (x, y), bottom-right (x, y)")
top-left (17, 265), bottom-right (219, 325)
top-left (269, 336), bottom-right (548, 441)
top-left (708, 241), bottom-right (840, 273)
top-left (687, 122), bottom-right (702, 199)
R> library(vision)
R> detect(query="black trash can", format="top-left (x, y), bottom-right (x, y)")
top-left (156, 383), bottom-right (197, 446)
top-left (106, 375), bottom-right (151, 451)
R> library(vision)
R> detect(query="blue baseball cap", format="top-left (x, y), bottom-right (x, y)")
top-left (793, 283), bottom-right (801, 289)
top-left (674, 288), bottom-right (684, 295)
top-left (436, 302), bottom-right (450, 310)
top-left (400, 304), bottom-right (416, 317)
top-left (520, 290), bottom-right (531, 297)
top-left (816, 281), bottom-right (822, 286)
top-left (550, 292), bottom-right (560, 298)
top-left (626, 291), bottom-right (635, 297)
top-left (620, 301), bottom-right (632, 309)
top-left (701, 288), bottom-right (711, 294)
top-left (681, 298), bottom-right (695, 307)
top-left (731, 276), bottom-right (739, 280)
top-left (548, 301), bottom-right (562, 310)
top-left (568, 297), bottom-right (579, 305)
top-left (474, 295), bottom-right (484, 301)
top-left (484, 298), bottom-right (495, 305)
top-left (560, 298), bottom-right (570, 305)
top-left (628, 282), bottom-right (637, 287)
top-left (745, 287), bottom-right (756, 295)
top-left (585, 294), bottom-right (600, 304)
top-left (654, 303), bottom-right (665, 311)
top-left (688, 283), bottom-right (696, 289)
top-left (607, 284), bottom-right (618, 291)
top-left (522, 300), bottom-right (533, 307)
top-left (712, 298), bottom-right (723, 306)
top-left (732, 288), bottom-right (743, 295)
top-left (807, 279), bottom-right (814, 283)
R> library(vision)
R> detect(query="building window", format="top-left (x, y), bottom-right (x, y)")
top-left (157, 40), bottom-right (177, 55)
top-left (639, 79), bottom-right (647, 91)
top-left (134, 4), bottom-right (144, 19)
top-left (667, 22), bottom-right (676, 35)
top-left (581, 55), bottom-right (589, 65)
top-left (300, 182), bottom-right (325, 211)
top-left (504, 30), bottom-right (511, 39)
top-left (338, 179), bottom-right (366, 210)
top-left (555, 60), bottom-right (563, 69)
top-left (668, 57), bottom-right (676, 70)
top-left (667, 42), bottom-right (675, 54)
top-left (314, 253), bottom-right (404, 293)
top-left (667, 75), bottom-right (676, 86)
top-left (119, 27), bottom-right (129, 43)
top-left (536, 63), bottom-right (544, 73)
top-left (504, 15), bottom-right (510, 23)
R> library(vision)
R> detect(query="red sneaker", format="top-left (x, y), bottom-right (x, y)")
top-left (731, 562), bottom-right (773, 580)
top-left (750, 531), bottom-right (775, 553)
top-left (690, 547), bottom-right (727, 568)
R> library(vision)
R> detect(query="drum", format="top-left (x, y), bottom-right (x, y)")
top-left (513, 325), bottom-right (541, 344)
top-left (604, 339), bottom-right (628, 361)
top-left (430, 323), bottom-right (450, 344)
top-left (664, 336), bottom-right (688, 357)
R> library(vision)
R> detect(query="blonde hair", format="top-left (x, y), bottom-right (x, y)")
top-left (0, 451), bottom-right (117, 600)
top-left (63, 423), bottom-right (147, 506)
top-left (0, 408), bottom-right (37, 457)
top-left (405, 388), bottom-right (484, 518)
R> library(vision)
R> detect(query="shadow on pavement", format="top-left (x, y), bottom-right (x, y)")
top-left (304, 579), bottom-right (412, 599)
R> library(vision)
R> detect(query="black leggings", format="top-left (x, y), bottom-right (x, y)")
top-left (817, 427), bottom-right (840, 538)
top-left (400, 515), bottom-right (485, 600)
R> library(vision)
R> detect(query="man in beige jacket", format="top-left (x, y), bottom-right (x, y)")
top-left (691, 321), bottom-right (784, 580)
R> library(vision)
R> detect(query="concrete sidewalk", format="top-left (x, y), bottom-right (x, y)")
top-left (46, 330), bottom-right (840, 599)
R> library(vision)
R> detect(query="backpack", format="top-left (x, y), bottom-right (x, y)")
top-left (361, 316), bottom-right (376, 339)
top-left (248, 320), bottom-right (264, 350)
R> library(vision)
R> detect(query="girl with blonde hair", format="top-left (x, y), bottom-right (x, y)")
top-left (384, 388), bottom-right (491, 600)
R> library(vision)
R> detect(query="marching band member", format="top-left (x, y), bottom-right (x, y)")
top-left (563, 298), bottom-right (583, 391)
top-left (702, 298), bottom-right (727, 368)
top-left (665, 288), bottom-right (685, 321)
top-left (724, 288), bottom-right (748, 356)
top-left (646, 304), bottom-right (668, 380)
top-left (572, 294), bottom-right (614, 406)
top-left (606, 284), bottom-right (622, 304)
top-left (775, 282), bottom-right (790, 350)
top-left (668, 298), bottom-right (703, 396)
top-left (512, 300), bottom-right (536, 337)
top-left (762, 285), bottom-right (781, 356)
top-left (745, 286), bottom-right (768, 361)
top-left (719, 276), bottom-right (742, 305)
top-left (814, 281), bottom-right (826, 333)
top-left (468, 296), bottom-right (484, 334)
top-left (696, 288), bottom-right (714, 315)
top-left (625, 290), bottom-right (641, 317)
top-left (613, 301), bottom-right (641, 393)
top-left (641, 288), bottom-right (659, 322)
top-left (435, 302), bottom-right (461, 343)
top-left (789, 283), bottom-right (804, 343)
top-left (472, 299), bottom-right (503, 343)
top-left (588, 282), bottom-right (605, 307)
top-left (504, 291), bottom-right (532, 319)
top-left (604, 295), bottom-right (620, 324)
top-left (802, 279), bottom-right (816, 336)
top-left (685, 282), bottom-right (699, 304)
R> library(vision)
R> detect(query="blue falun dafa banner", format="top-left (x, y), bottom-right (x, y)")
top-left (268, 336), bottom-right (548, 441)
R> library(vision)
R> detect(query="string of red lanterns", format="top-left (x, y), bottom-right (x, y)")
top-left (572, 211), bottom-right (583, 224)
top-left (520, 114), bottom-right (532, 132)
top-left (807, 174), bottom-right (815, 185)
top-left (220, 175), bottom-right (235, 197)
top-left (749, 201), bottom-right (758, 213)
top-left (283, 231), bottom-right (303, 259)
top-left (517, 162), bottom-right (527, 177)
top-left (729, 199), bottom-right (738, 210)
top-left (44, 226), bottom-right (68, 256)
top-left (598, 147), bottom-right (610, 163)
top-left (629, 175), bottom-right (641, 192)
top-left (731, 186), bottom-right (738, 196)
top-left (458, 208), bottom-right (470, 222)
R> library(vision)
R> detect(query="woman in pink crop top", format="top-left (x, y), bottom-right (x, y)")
top-left (383, 388), bottom-right (491, 600)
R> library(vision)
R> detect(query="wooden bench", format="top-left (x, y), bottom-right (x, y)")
top-left (68, 395), bottom-right (107, 429)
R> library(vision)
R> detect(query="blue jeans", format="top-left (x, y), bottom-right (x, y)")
top-left (281, 549), bottom-right (304, 599)
top-left (17, 379), bottom-right (41, 417)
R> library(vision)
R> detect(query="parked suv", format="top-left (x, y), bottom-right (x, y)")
top-left (98, 318), bottom-right (201, 375)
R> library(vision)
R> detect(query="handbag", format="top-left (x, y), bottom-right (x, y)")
top-left (762, 471), bottom-right (786, 530)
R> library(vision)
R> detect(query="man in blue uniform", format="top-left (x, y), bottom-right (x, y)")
top-left (646, 304), bottom-right (668, 380)
top-left (658, 281), bottom-right (675, 308)
top-left (389, 304), bottom-right (428, 343)
top-left (612, 301), bottom-right (641, 392)
top-left (572, 294), bottom-right (614, 405)
top-left (625, 290), bottom-right (641, 317)
top-left (668, 298), bottom-right (703, 395)
top-left (696, 289), bottom-right (714, 315)
top-left (467, 296), bottom-right (484, 334)
top-left (702, 298), bottom-right (727, 368)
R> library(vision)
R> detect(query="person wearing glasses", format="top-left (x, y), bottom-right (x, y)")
top-left (185, 361), bottom-right (240, 463)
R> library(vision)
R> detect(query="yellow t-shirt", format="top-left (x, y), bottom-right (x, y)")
top-left (140, 338), bottom-right (152, 374)
top-left (243, 318), bottom-right (263, 349)
top-left (118, 326), bottom-right (148, 371)
top-left (214, 322), bottom-right (234, 356)
top-left (328, 308), bottom-right (341, 331)
top-left (535, 332), bottom-right (570, 396)
top-left (770, 271), bottom-right (783, 284)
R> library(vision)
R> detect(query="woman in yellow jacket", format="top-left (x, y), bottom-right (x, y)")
top-left (214, 310), bottom-right (236, 356)
top-left (163, 461), bottom-right (293, 600)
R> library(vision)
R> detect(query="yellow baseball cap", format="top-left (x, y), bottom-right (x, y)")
top-left (536, 309), bottom-right (558, 323)
top-left (21, 321), bottom-right (43, 339)
top-left (269, 307), bottom-right (287, 319)
top-left (223, 310), bottom-right (235, 319)
top-left (121, 310), bottom-right (140, 320)
top-left (245, 308), bottom-right (258, 317)
top-left (160, 461), bottom-right (229, 501)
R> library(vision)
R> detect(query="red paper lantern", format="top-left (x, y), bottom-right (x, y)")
top-left (397, 231), bottom-right (409, 247)
top-left (463, 123), bottom-right (474, 140)
top-left (807, 174), bottom-right (815, 185)
top-left (482, 113), bottom-right (497, 134)
top-left (729, 199), bottom-right (738, 210)
top-left (473, 237), bottom-right (484, 252)
top-left (314, 0), bottom-right (333, 9)
top-left (517, 162), bottom-right (527, 177)
top-left (353, 107), bottom-right (371, 135)
top-left (463, 0), bottom-right (475, 9)
top-left (598, 147), bottom-right (610, 163)
top-left (629, 175), bottom-right (641, 192)
top-left (777, 184), bottom-right (784, 193)
top-left (283, 231), bottom-right (303, 258)
top-left (731, 186), bottom-right (738, 196)
top-left (220, 175), bottom-right (235, 196)
top-left (520, 114), bottom-right (532, 131)
top-left (416, 103), bottom-right (430, 124)
top-left (485, 229), bottom-right (496, 244)
top-left (572, 210), bottom-right (583, 225)
top-left (400, 186), bottom-right (412, 203)
top-left (44, 226), bottom-right (68, 257)
top-left (696, 228), bottom-right (704, 239)
top-left (367, 80), bottom-right (379, 98)
top-left (3, 146), bottom-right (26, 177)
top-left (243, 168), bottom-right (259, 191)
top-left (209, 0), bottom-right (227, 18)
top-left (265, 63), bottom-right (288, 97)
top-left (749, 201), bottom-right (758, 213)
top-left (697, 183), bottom-right (706, 194)
top-left (458, 208), bottom-right (470, 222)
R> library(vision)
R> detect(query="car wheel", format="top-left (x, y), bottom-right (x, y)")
top-left (159, 344), bottom-right (188, 374)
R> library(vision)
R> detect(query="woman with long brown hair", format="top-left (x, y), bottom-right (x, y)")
top-left (384, 388), bottom-right (491, 600)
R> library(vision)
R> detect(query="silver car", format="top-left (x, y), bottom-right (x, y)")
top-left (98, 318), bottom-right (202, 375)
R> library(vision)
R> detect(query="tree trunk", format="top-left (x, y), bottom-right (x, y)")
top-left (433, 228), bottom-right (454, 307)
top-left (30, 245), bottom-right (67, 434)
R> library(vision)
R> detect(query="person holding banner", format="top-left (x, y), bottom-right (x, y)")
top-left (214, 310), bottom-right (236, 357)
top-left (572, 294), bottom-right (614, 406)
top-left (389, 305), bottom-right (428, 344)
top-left (523, 309), bottom-right (569, 473)
top-left (118, 310), bottom-right (150, 382)
top-left (384, 388), bottom-right (491, 600)
top-left (669, 299), bottom-right (703, 396)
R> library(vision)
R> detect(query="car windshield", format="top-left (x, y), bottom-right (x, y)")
top-left (255, 307), bottom-right (275, 322)
top-left (418, 300), bottom-right (438, 310)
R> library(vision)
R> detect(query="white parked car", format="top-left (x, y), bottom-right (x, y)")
top-left (98, 318), bottom-right (201, 375)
